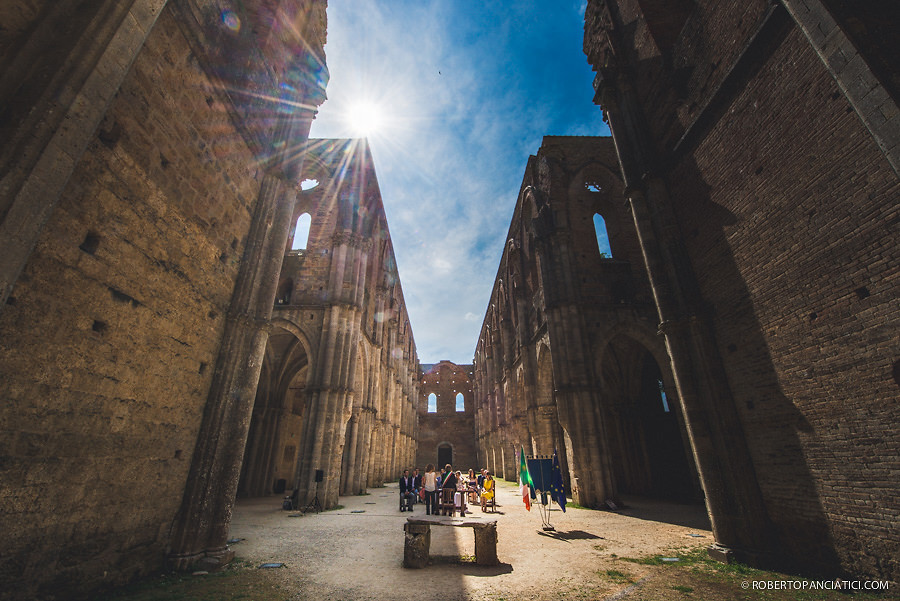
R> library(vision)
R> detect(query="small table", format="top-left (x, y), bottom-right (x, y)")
top-left (403, 517), bottom-right (498, 568)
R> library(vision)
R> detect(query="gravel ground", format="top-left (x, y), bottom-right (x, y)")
top-left (227, 480), bottom-right (714, 601)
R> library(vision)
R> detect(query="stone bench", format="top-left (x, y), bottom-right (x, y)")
top-left (403, 517), bottom-right (498, 568)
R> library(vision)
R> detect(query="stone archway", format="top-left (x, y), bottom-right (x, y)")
top-left (437, 443), bottom-right (453, 469)
top-left (599, 333), bottom-right (700, 502)
top-left (238, 324), bottom-right (310, 497)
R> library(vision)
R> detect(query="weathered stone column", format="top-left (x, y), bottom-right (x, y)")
top-left (530, 203), bottom-right (617, 507)
top-left (167, 171), bottom-right (297, 569)
top-left (596, 64), bottom-right (775, 556)
top-left (474, 522), bottom-right (499, 566)
top-left (294, 232), bottom-right (367, 507)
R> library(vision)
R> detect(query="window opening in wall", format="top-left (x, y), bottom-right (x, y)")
top-left (292, 213), bottom-right (311, 250)
top-left (455, 392), bottom-right (464, 412)
top-left (658, 379), bottom-right (670, 413)
top-left (79, 232), bottom-right (101, 255)
top-left (300, 179), bottom-right (319, 191)
top-left (593, 213), bottom-right (612, 258)
top-left (427, 392), bottom-right (437, 413)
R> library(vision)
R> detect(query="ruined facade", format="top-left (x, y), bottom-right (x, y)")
top-left (574, 0), bottom-right (899, 581)
top-left (474, 135), bottom-right (702, 506)
top-left (0, 2), bottom-right (411, 599)
top-left (418, 361), bottom-right (477, 472)
top-left (239, 138), bottom-right (420, 507)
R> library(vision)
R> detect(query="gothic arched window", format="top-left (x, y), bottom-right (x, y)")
top-left (292, 213), bottom-right (311, 250)
top-left (593, 213), bottom-right (612, 258)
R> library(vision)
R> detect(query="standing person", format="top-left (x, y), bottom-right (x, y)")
top-left (399, 469), bottom-right (414, 512)
top-left (442, 465), bottom-right (458, 490)
top-left (441, 465), bottom-right (458, 517)
top-left (423, 464), bottom-right (438, 515)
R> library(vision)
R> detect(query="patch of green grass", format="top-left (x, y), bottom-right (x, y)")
top-left (592, 543), bottom-right (606, 551)
top-left (671, 584), bottom-right (694, 593)
top-left (324, 504), bottom-right (344, 511)
top-left (603, 569), bottom-right (634, 584)
top-left (619, 548), bottom-right (888, 601)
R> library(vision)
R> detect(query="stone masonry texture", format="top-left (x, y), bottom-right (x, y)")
top-left (584, 0), bottom-right (898, 582)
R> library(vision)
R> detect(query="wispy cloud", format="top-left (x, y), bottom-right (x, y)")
top-left (310, 0), bottom-right (608, 363)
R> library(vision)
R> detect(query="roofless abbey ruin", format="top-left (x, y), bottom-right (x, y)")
top-left (0, 0), bottom-right (897, 598)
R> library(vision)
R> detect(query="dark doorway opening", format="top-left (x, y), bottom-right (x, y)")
top-left (602, 335), bottom-right (701, 502)
top-left (437, 444), bottom-right (452, 468)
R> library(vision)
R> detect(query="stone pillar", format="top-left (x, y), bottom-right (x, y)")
top-left (340, 412), bottom-right (359, 495)
top-left (596, 65), bottom-right (775, 555)
top-left (531, 212), bottom-right (617, 507)
top-left (474, 522), bottom-right (499, 566)
top-left (167, 171), bottom-right (297, 569)
top-left (295, 232), bottom-right (368, 507)
top-left (403, 522), bottom-right (431, 568)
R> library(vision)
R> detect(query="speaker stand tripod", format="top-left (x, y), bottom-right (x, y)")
top-left (302, 481), bottom-right (323, 514)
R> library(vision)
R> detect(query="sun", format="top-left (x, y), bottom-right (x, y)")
top-left (345, 102), bottom-right (384, 137)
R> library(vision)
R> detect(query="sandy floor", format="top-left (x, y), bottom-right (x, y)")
top-left (228, 480), bottom-right (714, 601)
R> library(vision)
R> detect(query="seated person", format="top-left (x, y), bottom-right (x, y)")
top-left (399, 469), bottom-right (415, 512)
top-left (467, 469), bottom-right (478, 503)
top-left (481, 472), bottom-right (495, 511)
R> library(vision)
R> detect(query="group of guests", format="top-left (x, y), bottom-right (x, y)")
top-left (399, 465), bottom-right (496, 515)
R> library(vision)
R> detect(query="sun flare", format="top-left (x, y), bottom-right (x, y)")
top-left (346, 102), bottom-right (384, 137)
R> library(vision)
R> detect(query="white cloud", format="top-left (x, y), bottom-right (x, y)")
top-left (310, 1), bottom-right (604, 363)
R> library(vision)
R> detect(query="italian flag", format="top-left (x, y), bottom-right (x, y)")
top-left (519, 445), bottom-right (533, 511)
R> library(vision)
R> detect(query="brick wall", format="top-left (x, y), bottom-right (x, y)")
top-left (676, 26), bottom-right (899, 577)
top-left (585, 0), bottom-right (899, 579)
top-left (418, 362), bottom-right (478, 472)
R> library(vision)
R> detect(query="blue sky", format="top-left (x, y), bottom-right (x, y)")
top-left (309, 1), bottom-right (610, 364)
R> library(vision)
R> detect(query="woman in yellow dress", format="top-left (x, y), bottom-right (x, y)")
top-left (481, 471), bottom-right (495, 511)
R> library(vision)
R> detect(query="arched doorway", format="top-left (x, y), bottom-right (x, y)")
top-left (600, 333), bottom-right (700, 502)
top-left (238, 325), bottom-right (309, 497)
top-left (437, 443), bottom-right (452, 468)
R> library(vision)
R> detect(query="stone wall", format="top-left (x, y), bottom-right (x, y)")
top-left (472, 137), bottom-right (701, 510)
top-left (418, 361), bottom-right (477, 473)
top-left (584, 0), bottom-right (898, 580)
top-left (240, 139), bottom-right (421, 508)
top-left (0, 1), bottom-right (328, 597)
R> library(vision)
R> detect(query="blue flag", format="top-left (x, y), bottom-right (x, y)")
top-left (550, 449), bottom-right (566, 512)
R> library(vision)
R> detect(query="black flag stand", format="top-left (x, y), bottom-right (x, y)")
top-left (537, 491), bottom-right (555, 531)
top-left (527, 456), bottom-right (556, 531)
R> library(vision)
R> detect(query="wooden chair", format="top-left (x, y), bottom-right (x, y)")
top-left (481, 480), bottom-right (496, 513)
top-left (440, 488), bottom-right (457, 516)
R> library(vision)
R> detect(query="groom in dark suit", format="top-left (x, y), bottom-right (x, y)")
top-left (399, 469), bottom-right (414, 512)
